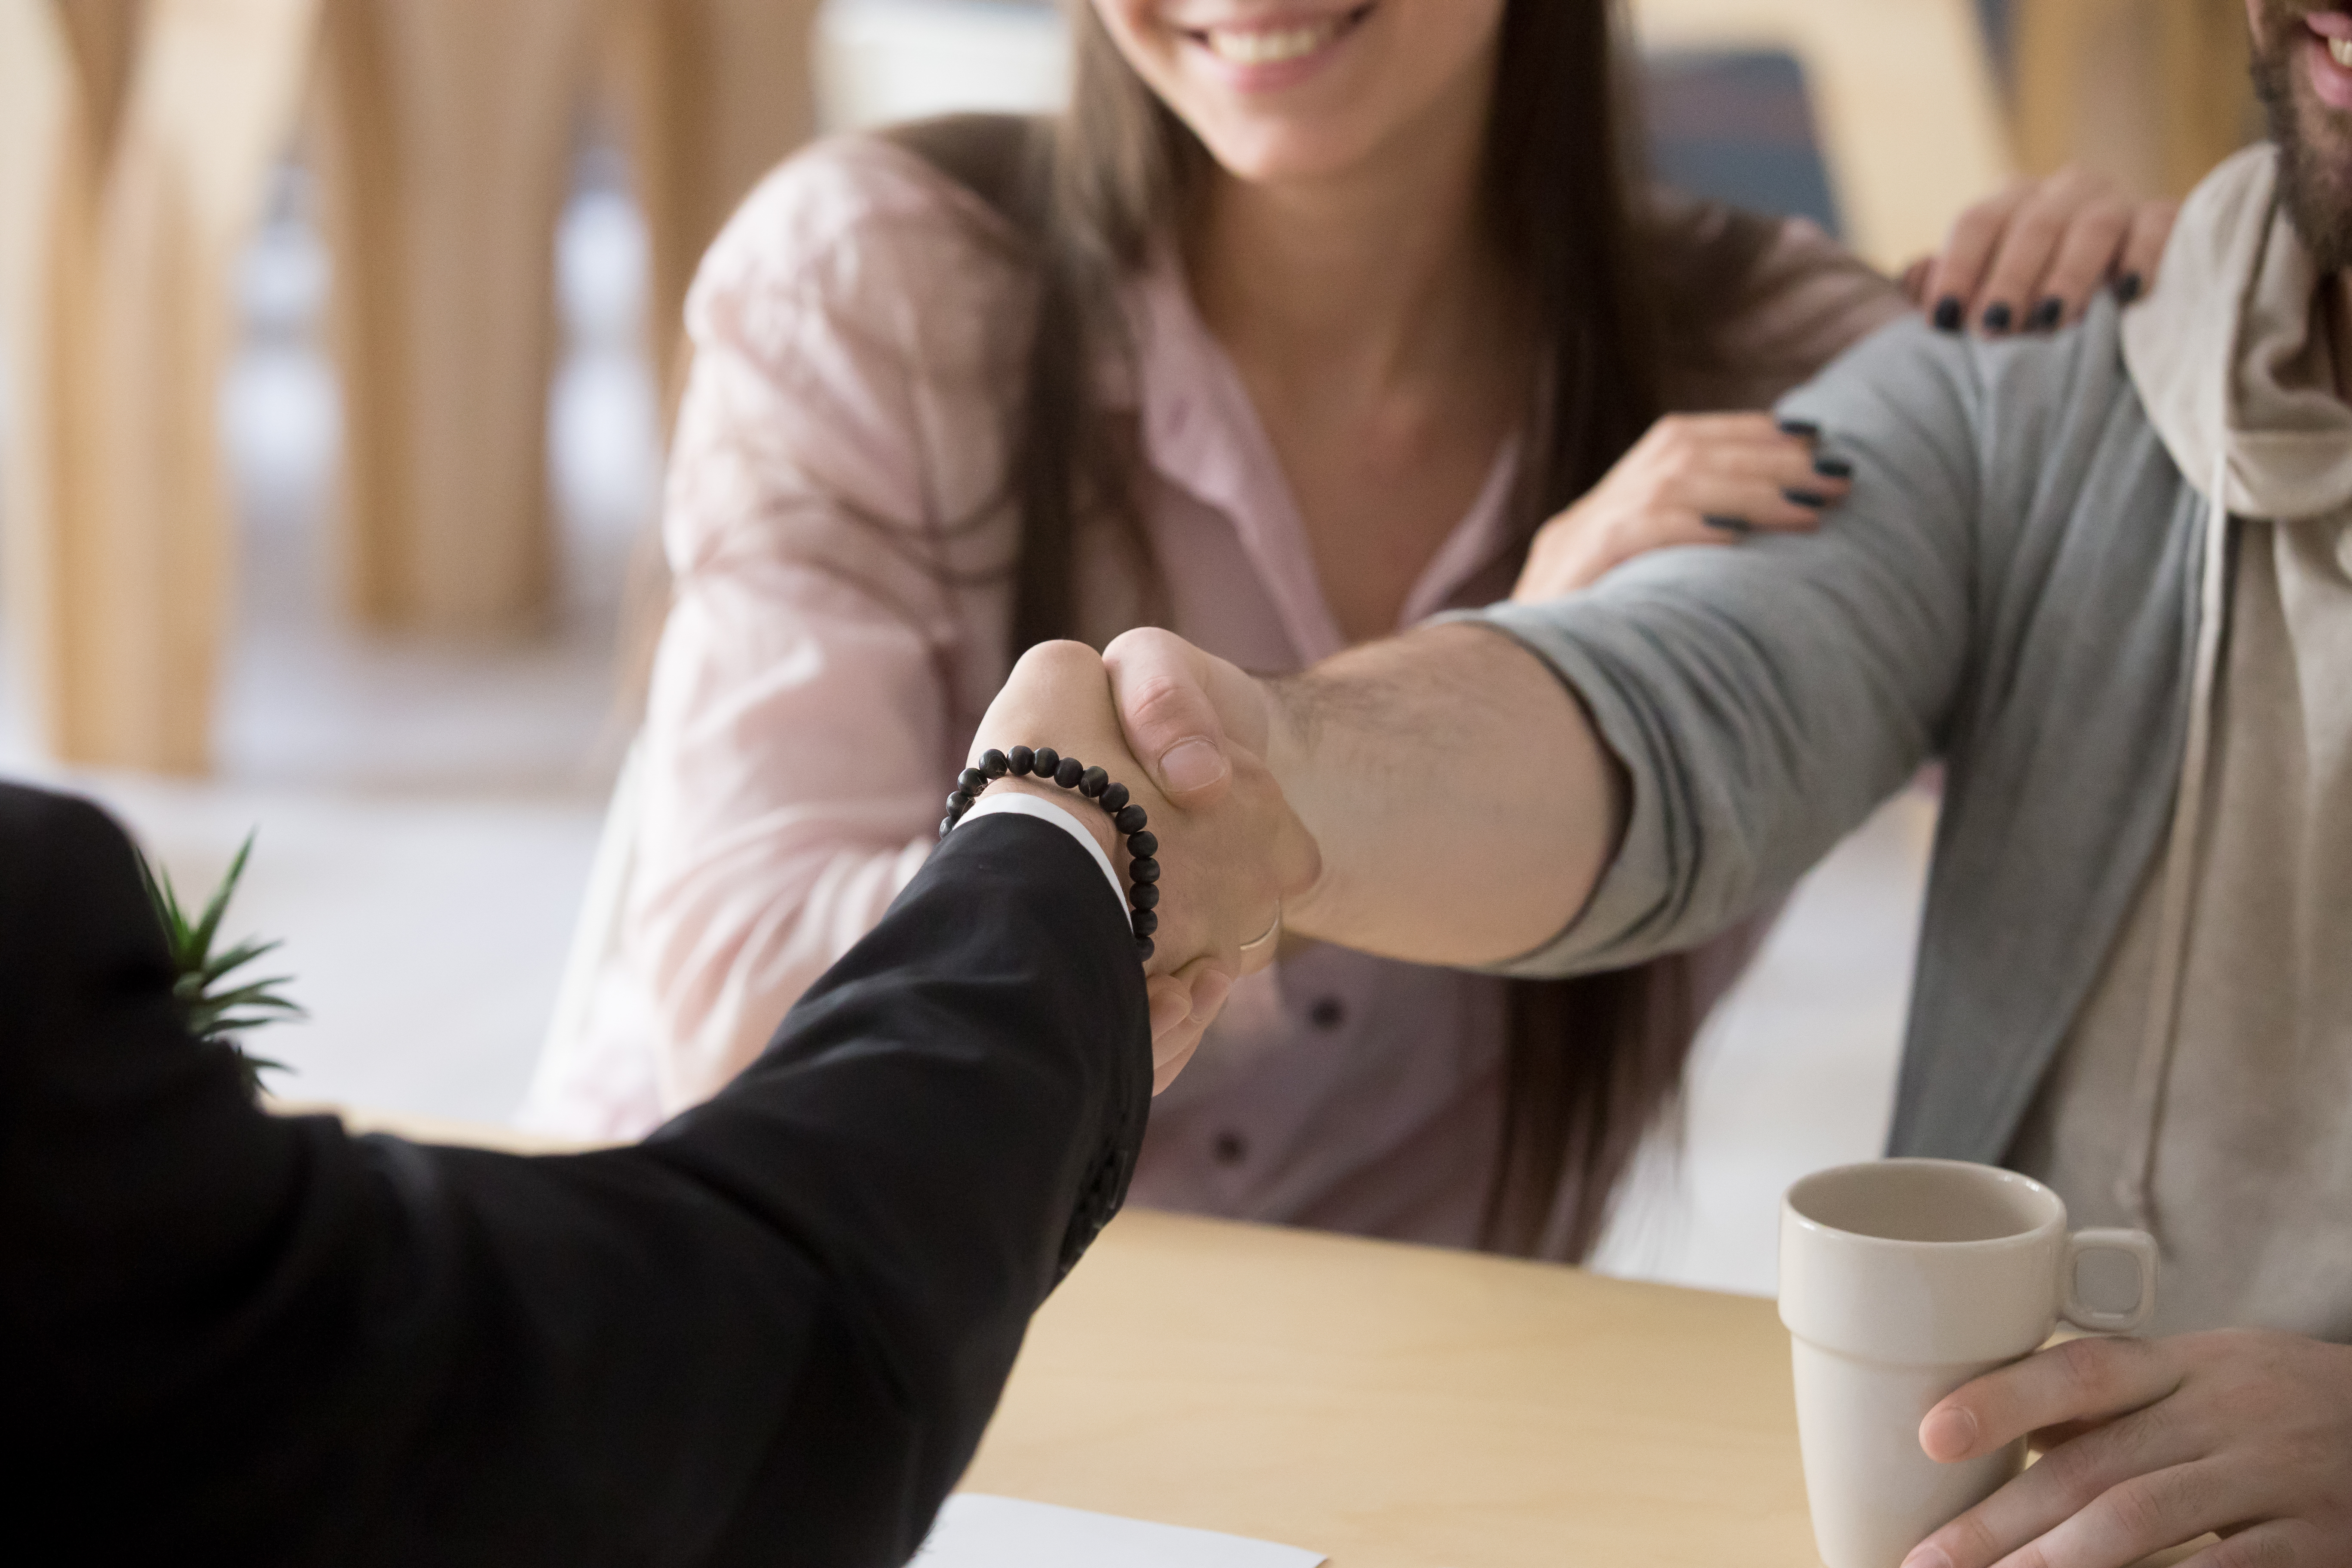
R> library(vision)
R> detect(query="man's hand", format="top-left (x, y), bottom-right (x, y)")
top-left (1102, 624), bottom-right (1618, 967)
top-left (1902, 1331), bottom-right (2352, 1568)
top-left (968, 640), bottom-right (1318, 1092)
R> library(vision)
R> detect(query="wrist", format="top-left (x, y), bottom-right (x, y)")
top-left (1258, 674), bottom-right (1339, 934)
top-left (983, 774), bottom-right (1123, 864)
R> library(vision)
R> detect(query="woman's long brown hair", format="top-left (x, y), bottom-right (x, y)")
top-left (892, 0), bottom-right (1751, 1260)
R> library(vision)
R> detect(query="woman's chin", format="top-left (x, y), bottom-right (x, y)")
top-left (1191, 119), bottom-right (1389, 188)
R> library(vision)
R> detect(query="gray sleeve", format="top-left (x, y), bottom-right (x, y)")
top-left (1462, 315), bottom-right (1987, 977)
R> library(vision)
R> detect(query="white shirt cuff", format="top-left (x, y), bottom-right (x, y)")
top-left (955, 791), bottom-right (1124, 907)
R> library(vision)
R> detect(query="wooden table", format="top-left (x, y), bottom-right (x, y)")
top-left (315, 1110), bottom-right (2204, 1567)
top-left (963, 1209), bottom-right (1816, 1566)
top-left (965, 1210), bottom-right (2211, 1568)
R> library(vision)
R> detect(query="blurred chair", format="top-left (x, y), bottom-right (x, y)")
top-left (309, 0), bottom-right (600, 635)
top-left (0, 0), bottom-right (319, 772)
top-left (2010, 0), bottom-right (2260, 199)
top-left (1, 0), bottom-right (821, 771)
top-left (601, 0), bottom-right (826, 423)
top-left (1631, 0), bottom-right (2014, 271)
top-left (310, 0), bottom-right (821, 637)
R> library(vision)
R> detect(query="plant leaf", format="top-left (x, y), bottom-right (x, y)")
top-left (139, 827), bottom-right (299, 1098)
top-left (137, 845), bottom-right (198, 963)
top-left (200, 980), bottom-right (304, 1014)
top-left (199, 936), bottom-right (284, 989)
top-left (187, 830), bottom-right (257, 969)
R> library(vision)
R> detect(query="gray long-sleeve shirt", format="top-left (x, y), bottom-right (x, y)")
top-left (1474, 145), bottom-right (2352, 1344)
top-left (1465, 293), bottom-right (2208, 1172)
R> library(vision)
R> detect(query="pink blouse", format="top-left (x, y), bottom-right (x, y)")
top-left (529, 134), bottom-right (1905, 1254)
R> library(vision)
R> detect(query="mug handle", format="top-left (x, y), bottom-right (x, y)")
top-left (2061, 1228), bottom-right (2158, 1333)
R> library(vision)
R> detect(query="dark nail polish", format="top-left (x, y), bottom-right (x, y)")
top-left (2027, 297), bottom-right (2063, 332)
top-left (1702, 514), bottom-right (1754, 535)
top-left (2114, 271), bottom-right (2144, 305)
top-left (1783, 488), bottom-right (1829, 508)
top-left (1981, 301), bottom-right (2013, 334)
top-left (1932, 295), bottom-right (1964, 333)
top-left (1777, 417), bottom-right (1821, 440)
top-left (1813, 456), bottom-right (1854, 480)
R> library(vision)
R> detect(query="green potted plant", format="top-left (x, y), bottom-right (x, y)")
top-left (135, 831), bottom-right (303, 1097)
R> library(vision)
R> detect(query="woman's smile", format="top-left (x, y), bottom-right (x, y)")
top-left (1171, 3), bottom-right (1379, 90)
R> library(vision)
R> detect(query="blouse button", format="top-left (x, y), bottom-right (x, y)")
top-left (1212, 1131), bottom-right (1248, 1166)
top-left (1308, 996), bottom-right (1346, 1031)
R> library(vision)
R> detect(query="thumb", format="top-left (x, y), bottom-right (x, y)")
top-left (1102, 628), bottom-right (1234, 807)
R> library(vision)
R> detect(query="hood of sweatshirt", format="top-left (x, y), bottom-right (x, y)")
top-left (2104, 144), bottom-right (2352, 1240)
top-left (2121, 143), bottom-right (2352, 525)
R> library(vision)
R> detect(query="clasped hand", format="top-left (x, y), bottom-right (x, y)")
top-left (968, 640), bottom-right (1317, 1092)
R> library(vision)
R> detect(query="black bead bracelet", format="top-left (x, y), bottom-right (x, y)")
top-left (941, 745), bottom-right (1160, 962)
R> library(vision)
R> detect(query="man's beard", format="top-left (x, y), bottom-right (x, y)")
top-left (2251, 6), bottom-right (2352, 273)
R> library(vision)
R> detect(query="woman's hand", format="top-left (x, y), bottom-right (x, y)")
top-left (1511, 413), bottom-right (1846, 600)
top-left (1902, 165), bottom-right (2177, 335)
top-left (1901, 1330), bottom-right (2352, 1568)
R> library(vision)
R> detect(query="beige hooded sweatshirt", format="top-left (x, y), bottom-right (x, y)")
top-left (2009, 144), bottom-right (2352, 1338)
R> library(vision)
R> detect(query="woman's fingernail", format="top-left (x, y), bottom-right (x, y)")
top-left (1777, 417), bottom-right (1821, 440)
top-left (1158, 738), bottom-right (1227, 794)
top-left (1702, 514), bottom-right (1754, 535)
top-left (1901, 1548), bottom-right (1954, 1568)
top-left (2027, 297), bottom-right (2063, 331)
top-left (1932, 296), bottom-right (1964, 333)
top-left (1783, 488), bottom-right (1829, 508)
top-left (1981, 301), bottom-right (2014, 334)
top-left (1813, 456), bottom-right (1854, 480)
top-left (1920, 1405), bottom-right (1978, 1461)
top-left (2115, 271), bottom-right (2144, 305)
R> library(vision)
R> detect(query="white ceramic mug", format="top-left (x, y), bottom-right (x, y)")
top-left (1778, 1159), bottom-right (2156, 1568)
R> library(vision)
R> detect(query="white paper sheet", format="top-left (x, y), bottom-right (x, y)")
top-left (913, 1494), bottom-right (1326, 1568)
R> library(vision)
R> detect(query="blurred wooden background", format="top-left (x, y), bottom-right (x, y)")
top-left (0, 0), bottom-right (2263, 774)
top-left (1, 0), bottom-right (820, 772)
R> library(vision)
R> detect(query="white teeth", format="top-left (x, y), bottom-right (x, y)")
top-left (2332, 37), bottom-right (2352, 67)
top-left (1204, 21), bottom-right (1340, 65)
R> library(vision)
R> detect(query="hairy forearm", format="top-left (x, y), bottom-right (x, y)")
top-left (1265, 622), bottom-right (1624, 966)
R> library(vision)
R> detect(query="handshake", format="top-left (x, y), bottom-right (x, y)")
top-left (964, 630), bottom-right (1323, 1092)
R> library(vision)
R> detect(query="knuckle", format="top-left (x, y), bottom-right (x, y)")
top-left (1635, 472), bottom-right (1678, 508)
top-left (2102, 1476), bottom-right (2173, 1542)
top-left (1007, 639), bottom-right (1101, 699)
top-left (2055, 1334), bottom-right (2124, 1401)
top-left (1102, 624), bottom-right (1180, 669)
top-left (2040, 1433), bottom-right (2116, 1512)
top-left (2115, 1393), bottom-right (2178, 1464)
top-left (1948, 1507), bottom-right (2009, 1565)
top-left (1014, 637), bottom-right (1095, 677)
top-left (1124, 671), bottom-right (1209, 733)
top-left (2211, 1528), bottom-right (2297, 1568)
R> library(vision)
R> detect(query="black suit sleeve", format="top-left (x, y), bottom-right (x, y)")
top-left (0, 783), bottom-right (1149, 1566)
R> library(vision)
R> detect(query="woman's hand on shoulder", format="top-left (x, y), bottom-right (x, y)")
top-left (1510, 413), bottom-right (1848, 601)
top-left (1902, 165), bottom-right (2176, 337)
